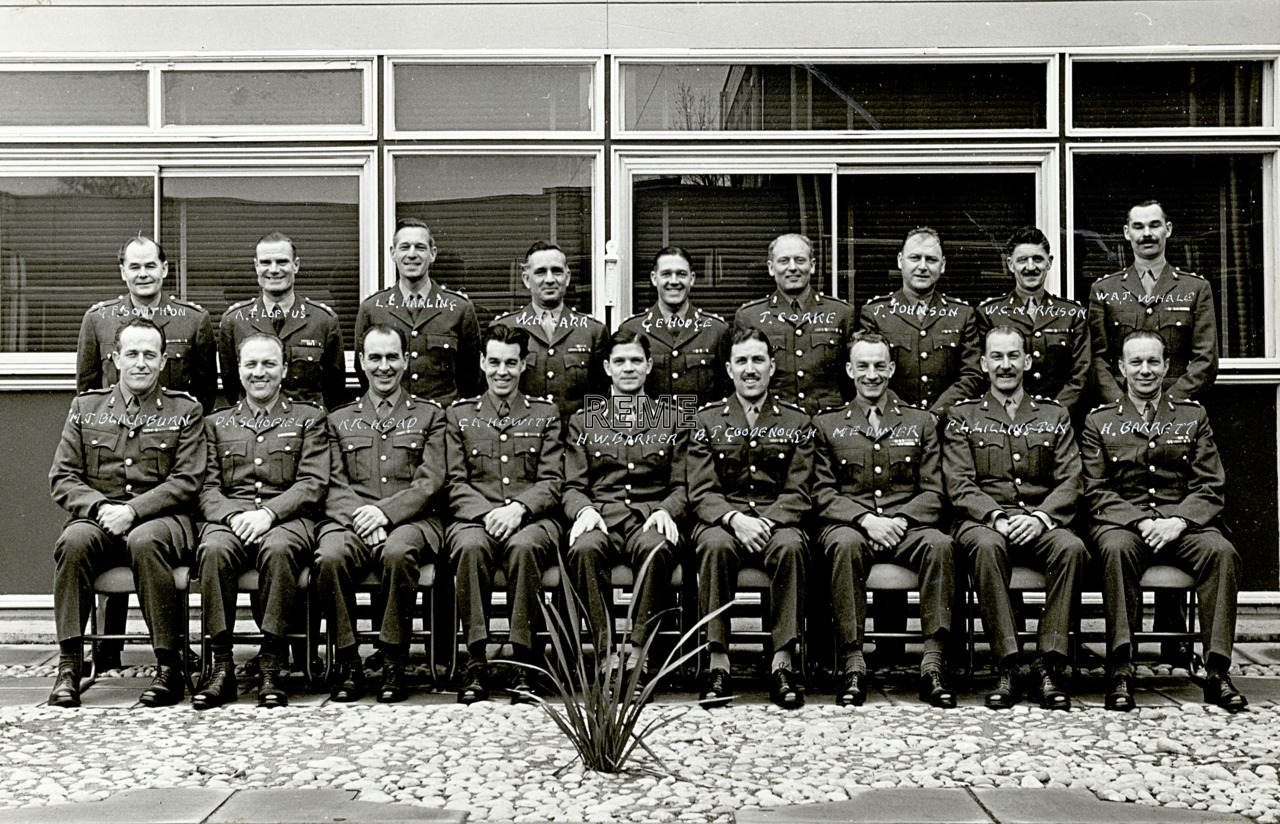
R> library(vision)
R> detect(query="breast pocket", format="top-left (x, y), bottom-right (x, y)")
top-left (713, 441), bottom-right (747, 479)
top-left (806, 326), bottom-right (841, 365)
top-left (887, 444), bottom-right (919, 486)
top-left (160, 342), bottom-right (190, 389)
top-left (339, 435), bottom-right (376, 483)
top-left (1039, 330), bottom-right (1074, 371)
top-left (974, 440), bottom-right (1009, 481)
top-left (832, 445), bottom-right (871, 487)
top-left (929, 328), bottom-right (962, 370)
top-left (1157, 306), bottom-right (1194, 358)
top-left (1025, 439), bottom-right (1055, 480)
top-left (514, 432), bottom-right (544, 478)
top-left (286, 344), bottom-right (324, 394)
top-left (678, 350), bottom-right (718, 393)
top-left (425, 333), bottom-right (459, 373)
top-left (218, 440), bottom-right (250, 478)
top-left (83, 426), bottom-right (120, 479)
top-left (391, 432), bottom-right (426, 482)
top-left (139, 431), bottom-right (177, 478)
top-left (268, 434), bottom-right (301, 480)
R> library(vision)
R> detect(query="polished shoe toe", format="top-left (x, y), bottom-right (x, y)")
top-left (48, 664), bottom-right (81, 708)
top-left (139, 664), bottom-right (184, 708)
top-left (919, 669), bottom-right (956, 709)
top-left (769, 667), bottom-right (804, 709)
top-left (699, 667), bottom-right (733, 708)
top-left (1034, 661), bottom-right (1071, 711)
top-left (835, 671), bottom-right (866, 707)
top-left (257, 662), bottom-right (289, 708)
top-left (985, 666), bottom-right (1020, 710)
top-left (329, 661), bottom-right (366, 703)
top-left (377, 663), bottom-right (407, 704)
top-left (1105, 674), bottom-right (1135, 712)
top-left (1204, 673), bottom-right (1248, 713)
top-left (457, 663), bottom-right (488, 705)
top-left (191, 663), bottom-right (238, 710)
top-left (509, 669), bottom-right (539, 705)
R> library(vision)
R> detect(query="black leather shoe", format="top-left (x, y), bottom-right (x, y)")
top-left (1105, 674), bottom-right (1135, 712)
top-left (1033, 660), bottom-right (1071, 711)
top-left (48, 662), bottom-right (81, 708)
top-left (770, 667), bottom-right (804, 709)
top-left (985, 664), bottom-right (1020, 710)
top-left (1204, 673), bottom-right (1248, 713)
top-left (192, 662), bottom-right (237, 710)
top-left (699, 667), bottom-right (732, 708)
top-left (139, 664), bottom-right (184, 708)
top-left (919, 669), bottom-right (957, 708)
top-left (257, 657), bottom-right (289, 708)
top-left (377, 662), bottom-right (407, 704)
top-left (329, 661), bottom-right (365, 703)
top-left (835, 671), bottom-right (866, 707)
top-left (457, 662), bottom-right (488, 705)
top-left (509, 668), bottom-right (538, 705)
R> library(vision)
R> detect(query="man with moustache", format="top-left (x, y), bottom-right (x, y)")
top-left (491, 241), bottom-right (607, 420)
top-left (943, 326), bottom-right (1086, 711)
top-left (619, 246), bottom-right (730, 407)
top-left (686, 327), bottom-right (814, 709)
top-left (315, 325), bottom-right (446, 703)
top-left (563, 329), bottom-right (687, 682)
top-left (194, 333), bottom-right (329, 709)
top-left (219, 232), bottom-right (345, 410)
top-left (733, 233), bottom-right (855, 415)
top-left (977, 227), bottom-right (1090, 417)
top-left (812, 331), bottom-right (957, 708)
top-left (1082, 331), bottom-right (1246, 713)
top-left (447, 325), bottom-right (564, 704)
top-left (48, 318), bottom-right (206, 708)
top-left (354, 218), bottom-right (481, 405)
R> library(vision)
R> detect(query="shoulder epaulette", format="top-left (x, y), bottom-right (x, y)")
top-left (223, 298), bottom-right (255, 314)
top-left (952, 397), bottom-right (982, 406)
top-left (863, 293), bottom-right (890, 305)
top-left (87, 298), bottom-right (116, 312)
top-left (450, 395), bottom-right (482, 407)
top-left (79, 387), bottom-right (113, 397)
top-left (739, 296), bottom-right (769, 308)
top-left (491, 310), bottom-right (522, 324)
top-left (529, 394), bottom-right (556, 406)
top-left (1088, 400), bottom-right (1122, 413)
top-left (1172, 397), bottom-right (1202, 406)
top-left (170, 296), bottom-right (206, 312)
top-left (1173, 267), bottom-right (1204, 280)
top-left (620, 310), bottom-right (647, 325)
top-left (941, 293), bottom-right (970, 306)
top-left (211, 403), bottom-right (238, 415)
top-left (159, 388), bottom-right (199, 403)
top-left (978, 294), bottom-right (1005, 307)
top-left (698, 398), bottom-right (729, 412)
top-left (303, 297), bottom-right (336, 316)
top-left (331, 398), bottom-right (361, 413)
top-left (1032, 396), bottom-right (1063, 407)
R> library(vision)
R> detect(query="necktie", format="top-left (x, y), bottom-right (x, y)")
top-left (497, 401), bottom-right (510, 419)
top-left (1005, 396), bottom-right (1019, 421)
top-left (376, 398), bottom-right (393, 421)
top-left (745, 404), bottom-right (759, 429)
top-left (1026, 297), bottom-right (1039, 318)
top-left (1142, 402), bottom-right (1155, 424)
top-left (867, 405), bottom-right (881, 432)
top-left (270, 306), bottom-right (285, 336)
top-left (541, 311), bottom-right (557, 340)
top-left (1141, 269), bottom-right (1157, 296)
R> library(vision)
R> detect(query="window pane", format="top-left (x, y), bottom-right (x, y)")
top-left (840, 172), bottom-right (1037, 307)
top-left (1073, 61), bottom-right (1264, 129)
top-left (395, 155), bottom-right (594, 324)
top-left (0, 72), bottom-right (148, 127)
top-left (622, 63), bottom-right (1045, 132)
top-left (160, 175), bottom-right (361, 345)
top-left (394, 63), bottom-right (593, 132)
top-left (630, 174), bottom-right (832, 319)
top-left (1072, 154), bottom-right (1264, 358)
top-left (163, 70), bottom-right (364, 126)
top-left (0, 177), bottom-right (154, 353)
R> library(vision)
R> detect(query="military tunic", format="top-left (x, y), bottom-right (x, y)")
top-left (618, 304), bottom-right (730, 407)
top-left (976, 291), bottom-right (1091, 415)
top-left (353, 282), bottom-right (481, 404)
top-left (218, 295), bottom-right (346, 410)
top-left (49, 385), bottom-right (206, 650)
top-left (490, 304), bottom-right (607, 420)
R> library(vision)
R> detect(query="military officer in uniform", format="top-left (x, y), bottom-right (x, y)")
top-left (490, 241), bottom-right (607, 420)
top-left (977, 227), bottom-right (1090, 417)
top-left (48, 318), bottom-right (206, 708)
top-left (564, 329), bottom-right (687, 680)
top-left (446, 325), bottom-right (564, 704)
top-left (218, 231), bottom-right (345, 410)
top-left (733, 233), bottom-right (855, 416)
top-left (619, 246), bottom-right (730, 407)
top-left (813, 331), bottom-right (957, 708)
top-left (353, 218), bottom-right (481, 405)
top-left (687, 327), bottom-right (814, 709)
top-left (1088, 200), bottom-right (1218, 403)
top-left (943, 325), bottom-right (1086, 711)
top-left (316, 325), bottom-right (446, 703)
top-left (859, 227), bottom-right (984, 416)
top-left (1082, 330), bottom-right (1246, 713)
top-left (194, 333), bottom-right (329, 709)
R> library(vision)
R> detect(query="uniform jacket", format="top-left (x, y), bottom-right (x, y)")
top-left (77, 294), bottom-right (217, 413)
top-left (813, 391), bottom-right (944, 528)
top-left (943, 390), bottom-right (1081, 526)
top-left (491, 304), bottom-right (608, 419)
top-left (859, 289), bottom-right (984, 415)
top-left (200, 397), bottom-right (329, 525)
top-left (734, 289), bottom-right (855, 415)
top-left (619, 303), bottom-right (730, 406)
top-left (445, 391), bottom-right (563, 523)
top-left (50, 385), bottom-right (206, 522)
top-left (562, 395), bottom-right (688, 528)
top-left (324, 391), bottom-right (446, 529)
top-left (1087, 264), bottom-right (1218, 402)
top-left (218, 295), bottom-right (345, 410)
top-left (976, 291), bottom-right (1090, 414)
top-left (353, 281), bottom-right (481, 404)
top-left (686, 393), bottom-right (815, 527)
top-left (1081, 397), bottom-right (1225, 533)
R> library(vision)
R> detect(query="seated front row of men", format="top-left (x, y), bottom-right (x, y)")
top-left (47, 317), bottom-right (1247, 714)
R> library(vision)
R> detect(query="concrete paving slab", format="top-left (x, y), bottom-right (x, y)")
top-left (79, 679), bottom-right (152, 708)
top-left (737, 788), bottom-right (989, 823)
top-left (973, 788), bottom-right (1248, 822)
top-left (0, 645), bottom-right (56, 666)
top-left (209, 789), bottom-right (466, 823)
top-left (0, 788), bottom-right (232, 823)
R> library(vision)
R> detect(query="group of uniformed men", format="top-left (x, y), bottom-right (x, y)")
top-left (47, 202), bottom-right (1247, 715)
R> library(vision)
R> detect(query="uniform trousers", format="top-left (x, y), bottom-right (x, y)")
top-left (54, 515), bottom-right (192, 652)
top-left (955, 521), bottom-right (1086, 661)
top-left (819, 523), bottom-right (954, 654)
top-left (695, 524), bottom-right (807, 653)
top-left (1093, 524), bottom-right (1240, 675)
top-left (315, 518), bottom-right (443, 651)
top-left (448, 519), bottom-right (560, 652)
top-left (197, 518), bottom-right (315, 639)
top-left (567, 512), bottom-right (676, 654)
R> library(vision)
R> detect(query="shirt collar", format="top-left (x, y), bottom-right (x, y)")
top-left (263, 293), bottom-right (296, 315)
top-left (1126, 389), bottom-right (1163, 413)
top-left (246, 395), bottom-right (282, 418)
top-left (370, 387), bottom-right (402, 411)
top-left (990, 387), bottom-right (1024, 409)
top-left (397, 279), bottom-right (433, 302)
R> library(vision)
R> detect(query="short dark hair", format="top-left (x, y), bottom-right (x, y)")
top-left (1127, 199), bottom-right (1169, 223)
top-left (1122, 329), bottom-right (1166, 359)
top-left (362, 324), bottom-right (407, 354)
top-left (483, 324), bottom-right (530, 360)
top-left (608, 328), bottom-right (652, 359)
top-left (903, 226), bottom-right (944, 252)
top-left (117, 233), bottom-right (166, 266)
top-left (1005, 226), bottom-right (1051, 258)
top-left (984, 324), bottom-right (1026, 352)
top-left (113, 317), bottom-right (166, 353)
top-left (848, 330), bottom-right (890, 360)
top-left (651, 246), bottom-right (693, 272)
top-left (730, 326), bottom-right (773, 355)
top-left (524, 240), bottom-right (565, 264)
top-left (393, 218), bottom-right (434, 245)
top-left (767, 233), bottom-right (814, 259)
top-left (237, 332), bottom-right (285, 362)
top-left (256, 231), bottom-right (297, 258)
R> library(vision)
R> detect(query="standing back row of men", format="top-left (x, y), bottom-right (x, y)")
top-left (52, 202), bottom-right (1243, 715)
